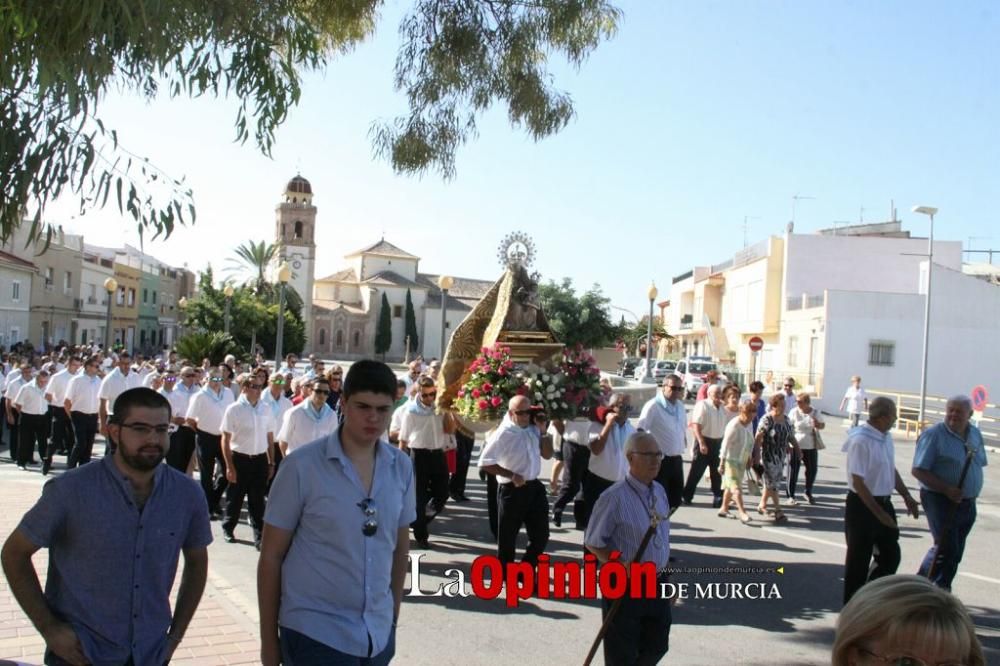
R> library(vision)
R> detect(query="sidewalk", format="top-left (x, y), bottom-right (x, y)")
top-left (0, 460), bottom-right (261, 665)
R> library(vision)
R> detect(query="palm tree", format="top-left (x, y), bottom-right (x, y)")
top-left (227, 240), bottom-right (304, 312)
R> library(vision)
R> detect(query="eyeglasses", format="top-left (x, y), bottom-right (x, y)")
top-left (857, 646), bottom-right (965, 666)
top-left (313, 389), bottom-right (330, 395)
top-left (181, 374), bottom-right (195, 379)
top-left (330, 377), bottom-right (342, 381)
top-left (271, 379), bottom-right (286, 385)
top-left (666, 386), bottom-right (683, 391)
top-left (209, 376), bottom-right (222, 382)
top-left (164, 376), bottom-right (177, 381)
top-left (120, 423), bottom-right (171, 436)
top-left (358, 498), bottom-right (378, 537)
top-left (248, 384), bottom-right (265, 390)
top-left (420, 391), bottom-right (437, 399)
top-left (630, 451), bottom-right (664, 460)
top-left (784, 385), bottom-right (795, 389)
top-left (513, 409), bottom-right (534, 416)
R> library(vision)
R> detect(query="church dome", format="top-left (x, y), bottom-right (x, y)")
top-left (285, 175), bottom-right (312, 195)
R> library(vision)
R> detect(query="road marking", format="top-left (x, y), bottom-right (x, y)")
top-left (956, 571), bottom-right (1000, 585)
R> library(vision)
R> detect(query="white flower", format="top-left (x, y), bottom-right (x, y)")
top-left (561, 402), bottom-right (568, 409)
top-left (542, 373), bottom-right (550, 382)
top-left (535, 392), bottom-right (543, 400)
top-left (535, 380), bottom-right (543, 387)
top-left (546, 385), bottom-right (556, 394)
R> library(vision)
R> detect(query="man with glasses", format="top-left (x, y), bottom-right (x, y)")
top-left (98, 352), bottom-right (142, 452)
top-left (324, 365), bottom-right (344, 413)
top-left (259, 360), bottom-right (414, 666)
top-left (64, 356), bottom-right (103, 468)
top-left (220, 374), bottom-right (276, 549)
top-left (44, 355), bottom-right (81, 467)
top-left (682, 384), bottom-right (727, 508)
top-left (398, 376), bottom-right (456, 550)
top-left (263, 372), bottom-right (294, 444)
top-left (637, 375), bottom-right (689, 514)
top-left (585, 432), bottom-right (672, 666)
top-left (163, 366), bottom-right (199, 473)
top-left (582, 394), bottom-right (634, 528)
top-left (278, 378), bottom-right (338, 456)
top-left (781, 377), bottom-right (798, 415)
top-left (13, 369), bottom-right (51, 471)
top-left (2, 388), bottom-right (211, 665)
top-left (186, 365), bottom-right (236, 519)
top-left (478, 395), bottom-right (554, 567)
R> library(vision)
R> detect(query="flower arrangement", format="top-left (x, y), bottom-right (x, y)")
top-left (454, 343), bottom-right (523, 422)
top-left (560, 344), bottom-right (604, 419)
top-left (520, 364), bottom-right (573, 420)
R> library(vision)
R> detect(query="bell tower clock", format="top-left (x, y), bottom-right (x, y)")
top-left (274, 174), bottom-right (317, 351)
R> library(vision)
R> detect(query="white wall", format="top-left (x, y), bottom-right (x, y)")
top-left (421, 306), bottom-right (461, 359)
top-left (359, 256), bottom-right (418, 282)
top-left (784, 233), bottom-right (962, 301)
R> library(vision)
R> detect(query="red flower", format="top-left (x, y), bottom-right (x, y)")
top-left (498, 367), bottom-right (507, 376)
top-left (477, 399), bottom-right (489, 411)
top-left (490, 396), bottom-right (503, 407)
top-left (482, 382), bottom-right (493, 392)
top-left (458, 389), bottom-right (466, 397)
top-left (471, 388), bottom-right (481, 398)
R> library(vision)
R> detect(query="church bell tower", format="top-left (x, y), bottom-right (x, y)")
top-left (275, 175), bottom-right (316, 352)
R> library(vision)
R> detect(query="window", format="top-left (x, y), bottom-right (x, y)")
top-left (143, 288), bottom-right (148, 303)
top-left (294, 221), bottom-right (303, 239)
top-left (87, 284), bottom-right (96, 303)
top-left (45, 266), bottom-right (53, 283)
top-left (392, 305), bottom-right (403, 318)
top-left (64, 271), bottom-right (71, 293)
top-left (152, 291), bottom-right (157, 304)
top-left (353, 331), bottom-right (360, 348)
top-left (787, 336), bottom-right (799, 367)
top-left (336, 330), bottom-right (343, 347)
top-left (117, 286), bottom-right (125, 306)
top-left (319, 329), bottom-right (326, 346)
top-left (128, 288), bottom-right (135, 307)
top-left (11, 281), bottom-right (20, 302)
top-left (868, 341), bottom-right (895, 367)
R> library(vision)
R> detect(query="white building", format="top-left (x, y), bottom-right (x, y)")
top-left (0, 250), bottom-right (36, 348)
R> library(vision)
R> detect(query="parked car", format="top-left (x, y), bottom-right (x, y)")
top-left (618, 357), bottom-right (640, 377)
top-left (632, 358), bottom-right (651, 381)
top-left (652, 360), bottom-right (677, 384)
top-left (675, 356), bottom-right (719, 399)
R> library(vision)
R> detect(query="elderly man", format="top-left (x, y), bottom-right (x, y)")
top-left (842, 396), bottom-right (920, 604)
top-left (478, 396), bottom-right (553, 566)
top-left (780, 377), bottom-right (797, 415)
top-left (912, 395), bottom-right (989, 591)
top-left (682, 384), bottom-right (727, 508)
top-left (585, 432), bottom-right (671, 665)
top-left (637, 375), bottom-right (688, 514)
top-left (401, 360), bottom-right (422, 393)
top-left (582, 393), bottom-right (634, 528)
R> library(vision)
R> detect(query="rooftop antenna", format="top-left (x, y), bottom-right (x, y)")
top-left (791, 193), bottom-right (815, 227)
top-left (859, 205), bottom-right (866, 223)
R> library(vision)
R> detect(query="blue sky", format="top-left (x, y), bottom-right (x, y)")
top-left (50, 1), bottom-right (999, 318)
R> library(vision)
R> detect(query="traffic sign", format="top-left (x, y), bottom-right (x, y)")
top-left (748, 336), bottom-right (764, 352)
top-left (971, 385), bottom-right (989, 412)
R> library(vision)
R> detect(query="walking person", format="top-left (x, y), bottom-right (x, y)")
top-left (44, 356), bottom-right (80, 470)
top-left (637, 375), bottom-right (688, 514)
top-left (13, 368), bottom-right (51, 471)
top-left (186, 366), bottom-right (236, 519)
top-left (258, 360), bottom-right (414, 666)
top-left (912, 395), bottom-right (988, 591)
top-left (839, 375), bottom-right (869, 428)
top-left (550, 416), bottom-right (594, 527)
top-left (1, 388), bottom-right (211, 665)
top-left (64, 355), bottom-right (103, 468)
top-left (582, 394), bottom-right (633, 530)
top-left (221, 374), bottom-right (276, 549)
top-left (754, 393), bottom-right (802, 523)
top-left (163, 367), bottom-right (199, 472)
top-left (4, 362), bottom-right (33, 463)
top-left (98, 352), bottom-right (142, 453)
top-left (277, 377), bottom-right (338, 456)
top-left (448, 417), bottom-right (476, 502)
top-left (718, 400), bottom-right (756, 524)
top-left (682, 384), bottom-right (727, 508)
top-left (842, 397), bottom-right (921, 604)
top-left (478, 397), bottom-right (553, 566)
top-left (788, 392), bottom-right (825, 504)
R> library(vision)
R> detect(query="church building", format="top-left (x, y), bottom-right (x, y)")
top-left (273, 175), bottom-right (493, 360)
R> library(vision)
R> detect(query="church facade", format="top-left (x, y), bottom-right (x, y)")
top-left (273, 176), bottom-right (493, 361)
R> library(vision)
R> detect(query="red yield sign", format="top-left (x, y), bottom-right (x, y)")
top-left (748, 336), bottom-right (764, 352)
top-left (971, 385), bottom-right (989, 412)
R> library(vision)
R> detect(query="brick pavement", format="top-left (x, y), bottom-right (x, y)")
top-left (0, 461), bottom-right (262, 665)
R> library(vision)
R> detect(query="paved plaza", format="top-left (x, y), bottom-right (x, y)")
top-left (0, 416), bottom-right (997, 665)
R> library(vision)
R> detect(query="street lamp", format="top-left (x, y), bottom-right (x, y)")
top-left (178, 296), bottom-right (188, 340)
top-left (912, 205), bottom-right (938, 427)
top-left (103, 277), bottom-right (117, 351)
top-left (438, 275), bottom-right (454, 358)
top-left (223, 284), bottom-right (234, 335)
top-left (274, 262), bottom-right (291, 367)
top-left (645, 281), bottom-right (658, 383)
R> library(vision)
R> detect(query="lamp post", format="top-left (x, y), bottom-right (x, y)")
top-left (438, 275), bottom-right (454, 358)
top-left (645, 281), bottom-right (658, 383)
top-left (912, 205), bottom-right (938, 426)
top-left (274, 262), bottom-right (291, 367)
top-left (223, 284), bottom-right (234, 335)
top-left (178, 296), bottom-right (187, 340)
top-left (103, 277), bottom-right (117, 351)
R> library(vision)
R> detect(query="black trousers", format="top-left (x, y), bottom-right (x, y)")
top-left (656, 455), bottom-right (684, 513)
top-left (553, 442), bottom-right (590, 517)
top-left (166, 426), bottom-right (197, 472)
top-left (682, 436), bottom-right (722, 503)
top-left (486, 472), bottom-right (499, 539)
top-left (602, 592), bottom-right (672, 666)
top-left (497, 479), bottom-right (549, 566)
top-left (196, 430), bottom-right (227, 513)
top-left (581, 470), bottom-right (616, 532)
top-left (48, 405), bottom-right (74, 458)
top-left (788, 448), bottom-right (819, 498)
top-left (448, 430), bottom-right (475, 497)
top-left (67, 412), bottom-right (98, 468)
top-left (410, 449), bottom-right (450, 541)
top-left (224, 451), bottom-right (268, 540)
top-left (17, 413), bottom-right (49, 466)
top-left (6, 409), bottom-right (19, 462)
top-left (843, 490), bottom-right (900, 605)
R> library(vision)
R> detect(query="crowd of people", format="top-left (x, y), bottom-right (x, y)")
top-left (0, 348), bottom-right (988, 665)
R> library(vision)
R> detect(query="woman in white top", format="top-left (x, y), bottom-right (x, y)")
top-left (718, 400), bottom-right (756, 524)
top-left (722, 385), bottom-right (742, 424)
top-left (788, 392), bottom-right (825, 505)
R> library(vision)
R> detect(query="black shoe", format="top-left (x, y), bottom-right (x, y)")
top-left (712, 496), bottom-right (723, 509)
top-left (254, 540), bottom-right (262, 551)
top-left (415, 538), bottom-right (431, 550)
top-left (209, 510), bottom-right (223, 521)
top-left (806, 493), bottom-right (816, 505)
top-left (449, 492), bottom-right (469, 502)
top-left (41, 460), bottom-right (51, 475)
top-left (552, 511), bottom-right (562, 528)
top-left (222, 529), bottom-right (235, 543)
top-left (681, 497), bottom-right (693, 506)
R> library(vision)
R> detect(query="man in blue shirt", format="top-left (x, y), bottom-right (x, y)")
top-left (259, 360), bottom-right (415, 666)
top-left (1, 387), bottom-right (211, 665)
top-left (912, 394), bottom-right (989, 591)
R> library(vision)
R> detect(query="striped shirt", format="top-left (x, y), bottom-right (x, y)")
top-left (585, 473), bottom-right (670, 569)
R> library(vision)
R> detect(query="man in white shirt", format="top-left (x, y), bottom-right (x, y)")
top-left (13, 369), bottom-right (51, 471)
top-left (398, 376), bottom-right (455, 550)
top-left (682, 384), bottom-right (727, 508)
top-left (65, 356), bottom-right (104, 468)
top-left (478, 396), bottom-right (554, 566)
top-left (45, 356), bottom-right (82, 466)
top-left (400, 361), bottom-right (422, 393)
top-left (582, 394), bottom-right (634, 528)
top-left (4, 363), bottom-right (33, 463)
top-left (98, 352), bottom-right (142, 448)
top-left (221, 374), bottom-right (276, 549)
top-left (842, 396), bottom-right (920, 604)
top-left (780, 377), bottom-right (797, 415)
top-left (839, 375), bottom-right (869, 428)
top-left (186, 366), bottom-right (235, 519)
top-left (637, 375), bottom-right (688, 514)
top-left (262, 372), bottom-right (293, 463)
top-left (162, 367), bottom-right (199, 472)
top-left (278, 378), bottom-right (338, 456)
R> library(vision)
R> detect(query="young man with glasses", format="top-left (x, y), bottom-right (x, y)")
top-left (186, 365), bottom-right (236, 519)
top-left (220, 375), bottom-right (276, 550)
top-left (259, 360), bottom-right (415, 666)
top-left (2, 387), bottom-right (211, 665)
top-left (637, 375), bottom-right (689, 514)
top-left (278, 378), bottom-right (338, 456)
top-left (162, 366), bottom-right (199, 473)
top-left (64, 356), bottom-right (103, 468)
top-left (398, 375), bottom-right (456, 550)
top-left (44, 356), bottom-right (81, 466)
